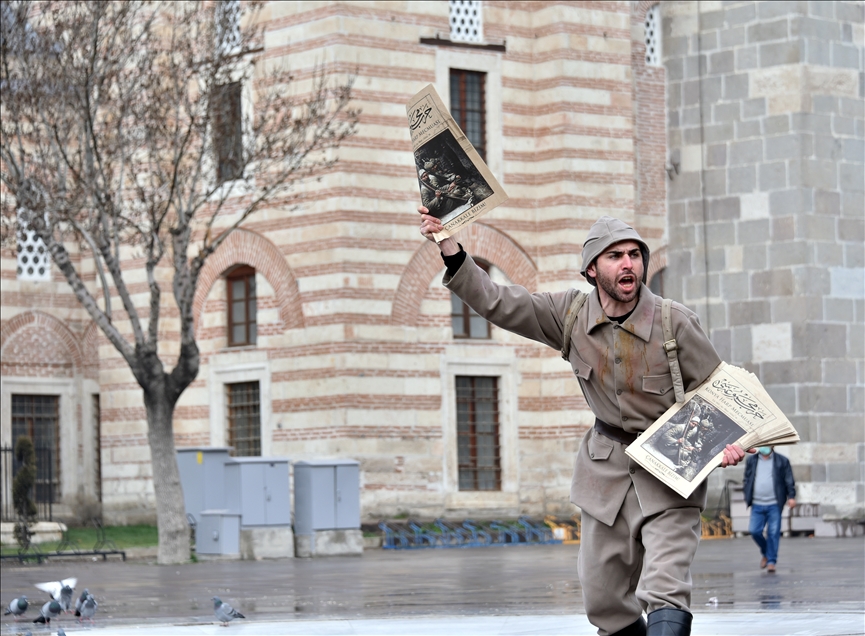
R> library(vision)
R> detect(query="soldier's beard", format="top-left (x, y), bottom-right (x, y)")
top-left (596, 268), bottom-right (641, 305)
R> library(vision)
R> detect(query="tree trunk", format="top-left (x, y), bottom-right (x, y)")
top-left (144, 386), bottom-right (190, 564)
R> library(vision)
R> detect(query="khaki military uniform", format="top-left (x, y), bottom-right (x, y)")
top-left (444, 255), bottom-right (721, 635)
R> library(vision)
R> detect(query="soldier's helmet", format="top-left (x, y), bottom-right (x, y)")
top-left (580, 216), bottom-right (651, 287)
top-left (699, 418), bottom-right (714, 430)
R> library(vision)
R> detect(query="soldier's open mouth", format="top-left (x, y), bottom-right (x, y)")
top-left (618, 274), bottom-right (635, 291)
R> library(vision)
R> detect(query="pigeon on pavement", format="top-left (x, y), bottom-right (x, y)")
top-left (78, 593), bottom-right (97, 624)
top-left (4, 596), bottom-right (28, 620)
top-left (212, 596), bottom-right (245, 626)
top-left (57, 628), bottom-right (66, 636)
top-left (74, 588), bottom-right (89, 617)
top-left (34, 578), bottom-right (76, 613)
top-left (33, 600), bottom-right (62, 624)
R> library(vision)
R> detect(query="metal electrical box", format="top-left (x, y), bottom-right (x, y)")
top-left (293, 459), bottom-right (360, 534)
top-left (224, 457), bottom-right (291, 526)
top-left (176, 447), bottom-right (233, 522)
top-left (196, 510), bottom-right (241, 555)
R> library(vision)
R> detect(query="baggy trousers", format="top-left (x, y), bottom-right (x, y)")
top-left (577, 483), bottom-right (702, 635)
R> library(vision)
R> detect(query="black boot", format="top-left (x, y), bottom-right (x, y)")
top-left (611, 616), bottom-right (647, 636)
top-left (646, 608), bottom-right (692, 636)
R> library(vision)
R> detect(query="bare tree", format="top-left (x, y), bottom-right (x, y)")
top-left (0, 1), bottom-right (357, 563)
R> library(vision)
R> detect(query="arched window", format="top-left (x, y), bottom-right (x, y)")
top-left (226, 265), bottom-right (256, 346)
top-left (649, 266), bottom-right (666, 297)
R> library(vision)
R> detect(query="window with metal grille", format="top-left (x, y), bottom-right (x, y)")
top-left (450, 69), bottom-right (486, 160)
top-left (226, 381), bottom-right (261, 457)
top-left (645, 5), bottom-right (662, 66)
top-left (451, 261), bottom-right (490, 339)
top-left (11, 394), bottom-right (60, 503)
top-left (226, 265), bottom-right (256, 346)
top-left (16, 226), bottom-right (51, 282)
top-left (212, 81), bottom-right (244, 185)
top-left (456, 376), bottom-right (501, 491)
top-left (449, 0), bottom-right (482, 43)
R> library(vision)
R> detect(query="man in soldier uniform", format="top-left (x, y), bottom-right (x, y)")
top-left (417, 209), bottom-right (748, 636)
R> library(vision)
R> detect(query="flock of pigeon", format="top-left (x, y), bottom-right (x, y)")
top-left (4, 577), bottom-right (96, 628)
top-left (5, 576), bottom-right (246, 629)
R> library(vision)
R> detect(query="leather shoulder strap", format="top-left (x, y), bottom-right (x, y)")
top-left (662, 298), bottom-right (686, 403)
top-left (561, 291), bottom-right (589, 361)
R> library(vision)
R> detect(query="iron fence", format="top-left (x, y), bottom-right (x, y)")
top-left (0, 445), bottom-right (54, 522)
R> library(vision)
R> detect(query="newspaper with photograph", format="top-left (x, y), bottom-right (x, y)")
top-left (625, 362), bottom-right (800, 499)
top-left (406, 84), bottom-right (508, 241)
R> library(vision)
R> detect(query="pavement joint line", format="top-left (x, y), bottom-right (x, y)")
top-left (15, 612), bottom-right (863, 636)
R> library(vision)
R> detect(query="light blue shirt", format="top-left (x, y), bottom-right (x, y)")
top-left (753, 455), bottom-right (776, 505)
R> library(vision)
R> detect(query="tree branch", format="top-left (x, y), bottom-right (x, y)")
top-left (70, 217), bottom-right (112, 321)
top-left (39, 219), bottom-right (135, 365)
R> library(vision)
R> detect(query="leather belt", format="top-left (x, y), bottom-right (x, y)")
top-left (594, 418), bottom-right (638, 445)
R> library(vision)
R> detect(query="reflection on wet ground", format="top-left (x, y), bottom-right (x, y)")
top-left (691, 537), bottom-right (864, 614)
top-left (0, 537), bottom-right (862, 631)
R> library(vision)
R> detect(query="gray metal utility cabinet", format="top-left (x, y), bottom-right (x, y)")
top-left (176, 447), bottom-right (233, 522)
top-left (224, 457), bottom-right (291, 526)
top-left (177, 449), bottom-right (294, 558)
top-left (196, 509), bottom-right (241, 556)
top-left (293, 459), bottom-right (363, 557)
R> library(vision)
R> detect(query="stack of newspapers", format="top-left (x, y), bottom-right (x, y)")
top-left (626, 362), bottom-right (800, 498)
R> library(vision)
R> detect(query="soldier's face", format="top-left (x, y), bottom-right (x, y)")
top-left (588, 240), bottom-right (644, 305)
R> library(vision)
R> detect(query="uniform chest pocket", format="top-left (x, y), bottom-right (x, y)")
top-left (643, 373), bottom-right (674, 396)
top-left (572, 356), bottom-right (592, 381)
top-left (587, 431), bottom-right (613, 461)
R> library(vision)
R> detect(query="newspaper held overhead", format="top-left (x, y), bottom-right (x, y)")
top-left (625, 362), bottom-right (800, 499)
top-left (407, 84), bottom-right (508, 242)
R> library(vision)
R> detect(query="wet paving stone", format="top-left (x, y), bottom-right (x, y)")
top-left (1, 536), bottom-right (862, 631)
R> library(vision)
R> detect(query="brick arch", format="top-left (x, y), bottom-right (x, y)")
top-left (647, 245), bottom-right (667, 285)
top-left (193, 228), bottom-right (303, 335)
top-left (0, 310), bottom-right (83, 372)
top-left (391, 223), bottom-right (538, 326)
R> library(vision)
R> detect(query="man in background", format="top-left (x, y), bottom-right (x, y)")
top-left (743, 446), bottom-right (796, 573)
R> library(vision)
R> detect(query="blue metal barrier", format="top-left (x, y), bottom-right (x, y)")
top-left (462, 520), bottom-right (492, 546)
top-left (381, 518), bottom-right (563, 550)
top-left (409, 520), bottom-right (440, 547)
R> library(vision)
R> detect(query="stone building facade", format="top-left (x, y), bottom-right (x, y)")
top-left (660, 0), bottom-right (864, 516)
top-left (1, 0), bottom-right (862, 525)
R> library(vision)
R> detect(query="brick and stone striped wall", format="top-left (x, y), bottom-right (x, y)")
top-left (0, 1), bottom-right (694, 523)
